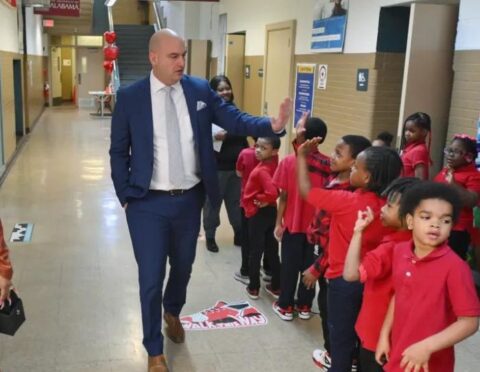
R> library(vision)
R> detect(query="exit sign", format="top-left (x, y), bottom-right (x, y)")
top-left (43, 19), bottom-right (55, 28)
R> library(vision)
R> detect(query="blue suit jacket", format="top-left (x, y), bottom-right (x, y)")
top-left (110, 74), bottom-right (279, 208)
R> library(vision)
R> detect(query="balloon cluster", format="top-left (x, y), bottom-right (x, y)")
top-left (103, 31), bottom-right (118, 75)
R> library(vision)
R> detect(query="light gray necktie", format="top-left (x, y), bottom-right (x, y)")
top-left (164, 86), bottom-right (185, 188)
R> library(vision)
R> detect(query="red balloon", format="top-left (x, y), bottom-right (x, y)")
top-left (103, 60), bottom-right (114, 74)
top-left (103, 45), bottom-right (119, 61)
top-left (104, 31), bottom-right (117, 44)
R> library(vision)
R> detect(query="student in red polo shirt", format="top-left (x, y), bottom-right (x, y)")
top-left (343, 177), bottom-right (421, 372)
top-left (298, 143), bottom-right (403, 372)
top-left (243, 137), bottom-right (281, 300)
top-left (301, 135), bottom-right (371, 370)
top-left (234, 139), bottom-right (278, 285)
top-left (434, 134), bottom-right (480, 260)
top-left (272, 116), bottom-right (331, 321)
top-left (400, 112), bottom-right (431, 180)
top-left (375, 182), bottom-right (480, 371)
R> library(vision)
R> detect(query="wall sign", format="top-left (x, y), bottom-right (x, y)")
top-left (356, 69), bottom-right (369, 91)
top-left (294, 64), bottom-right (316, 127)
top-left (311, 0), bottom-right (349, 53)
top-left (318, 64), bottom-right (328, 90)
top-left (34, 0), bottom-right (80, 17)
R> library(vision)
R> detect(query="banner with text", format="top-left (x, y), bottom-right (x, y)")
top-left (34, 0), bottom-right (80, 17)
top-left (311, 0), bottom-right (349, 52)
top-left (294, 64), bottom-right (316, 127)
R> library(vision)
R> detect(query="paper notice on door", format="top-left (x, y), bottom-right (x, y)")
top-left (212, 124), bottom-right (225, 152)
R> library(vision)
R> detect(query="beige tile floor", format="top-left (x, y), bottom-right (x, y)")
top-left (0, 106), bottom-right (478, 371)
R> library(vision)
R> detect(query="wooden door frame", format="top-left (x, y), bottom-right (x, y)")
top-left (262, 20), bottom-right (296, 145)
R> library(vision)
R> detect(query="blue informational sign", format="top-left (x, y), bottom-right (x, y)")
top-left (294, 64), bottom-right (316, 127)
top-left (311, 16), bottom-right (348, 52)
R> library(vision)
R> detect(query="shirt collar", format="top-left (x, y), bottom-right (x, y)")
top-left (446, 163), bottom-right (478, 174)
top-left (382, 229), bottom-right (411, 244)
top-left (404, 140), bottom-right (426, 151)
top-left (403, 239), bottom-right (450, 261)
top-left (150, 71), bottom-right (181, 93)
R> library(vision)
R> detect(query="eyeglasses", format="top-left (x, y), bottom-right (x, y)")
top-left (443, 147), bottom-right (465, 156)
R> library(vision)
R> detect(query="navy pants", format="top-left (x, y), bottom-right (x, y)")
top-left (278, 230), bottom-right (316, 308)
top-left (248, 206), bottom-right (280, 291)
top-left (327, 277), bottom-right (363, 372)
top-left (126, 186), bottom-right (204, 356)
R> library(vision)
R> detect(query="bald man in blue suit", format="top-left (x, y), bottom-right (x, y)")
top-left (110, 29), bottom-right (291, 371)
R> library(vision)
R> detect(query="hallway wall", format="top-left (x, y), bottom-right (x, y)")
top-left (447, 0), bottom-right (480, 140)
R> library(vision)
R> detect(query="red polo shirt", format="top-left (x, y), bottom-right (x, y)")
top-left (236, 147), bottom-right (258, 209)
top-left (356, 230), bottom-right (411, 351)
top-left (434, 163), bottom-right (480, 232)
top-left (306, 188), bottom-right (387, 279)
top-left (242, 160), bottom-right (278, 218)
top-left (273, 151), bottom-right (330, 233)
top-left (401, 141), bottom-right (430, 178)
top-left (384, 241), bottom-right (480, 372)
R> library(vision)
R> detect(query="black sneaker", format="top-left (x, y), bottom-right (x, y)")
top-left (206, 238), bottom-right (219, 253)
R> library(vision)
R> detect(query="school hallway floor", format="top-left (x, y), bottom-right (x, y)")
top-left (0, 106), bottom-right (478, 372)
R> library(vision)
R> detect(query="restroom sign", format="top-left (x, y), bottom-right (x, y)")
top-left (318, 64), bottom-right (328, 90)
top-left (356, 68), bottom-right (369, 91)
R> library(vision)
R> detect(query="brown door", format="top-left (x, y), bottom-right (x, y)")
top-left (225, 34), bottom-right (245, 110)
top-left (397, 3), bottom-right (458, 176)
top-left (263, 21), bottom-right (296, 157)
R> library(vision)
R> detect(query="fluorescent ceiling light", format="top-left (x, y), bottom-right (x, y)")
top-left (105, 0), bottom-right (117, 6)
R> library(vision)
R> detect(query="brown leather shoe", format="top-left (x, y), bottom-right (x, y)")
top-left (163, 312), bottom-right (185, 343)
top-left (148, 354), bottom-right (168, 372)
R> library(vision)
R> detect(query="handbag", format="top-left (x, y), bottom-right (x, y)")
top-left (0, 290), bottom-right (25, 336)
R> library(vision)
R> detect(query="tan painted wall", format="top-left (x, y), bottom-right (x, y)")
top-left (243, 55), bottom-right (263, 116)
top-left (294, 53), bottom-right (405, 155)
top-left (24, 55), bottom-right (46, 132)
top-left (447, 50), bottom-right (480, 141)
top-left (113, 0), bottom-right (147, 25)
top-left (0, 51), bottom-right (22, 163)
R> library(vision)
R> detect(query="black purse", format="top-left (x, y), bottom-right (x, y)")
top-left (0, 290), bottom-right (25, 336)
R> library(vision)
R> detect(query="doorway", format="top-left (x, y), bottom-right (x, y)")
top-left (13, 59), bottom-right (24, 145)
top-left (76, 47), bottom-right (105, 108)
top-left (225, 33), bottom-right (245, 110)
top-left (262, 20), bottom-right (296, 157)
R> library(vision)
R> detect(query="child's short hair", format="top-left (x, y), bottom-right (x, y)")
top-left (342, 135), bottom-right (371, 158)
top-left (382, 177), bottom-right (422, 202)
top-left (305, 117), bottom-right (327, 143)
top-left (261, 136), bottom-right (281, 150)
top-left (399, 181), bottom-right (461, 223)
top-left (405, 112), bottom-right (431, 132)
top-left (376, 131), bottom-right (394, 147)
top-left (363, 147), bottom-right (402, 194)
top-left (452, 134), bottom-right (477, 158)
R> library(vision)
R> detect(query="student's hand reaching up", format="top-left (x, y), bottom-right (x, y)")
top-left (298, 138), bottom-right (322, 157)
top-left (400, 341), bottom-right (431, 372)
top-left (353, 207), bottom-right (374, 233)
top-left (295, 111), bottom-right (309, 141)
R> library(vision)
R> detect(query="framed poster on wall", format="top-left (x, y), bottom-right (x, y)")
top-left (311, 0), bottom-right (349, 53)
top-left (293, 64), bottom-right (316, 128)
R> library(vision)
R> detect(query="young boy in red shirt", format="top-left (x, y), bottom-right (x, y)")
top-left (235, 139), bottom-right (277, 285)
top-left (272, 117), bottom-right (330, 321)
top-left (301, 135), bottom-right (371, 370)
top-left (243, 137), bottom-right (281, 299)
top-left (298, 143), bottom-right (403, 372)
top-left (342, 177), bottom-right (421, 372)
top-left (434, 134), bottom-right (480, 259)
top-left (374, 182), bottom-right (480, 371)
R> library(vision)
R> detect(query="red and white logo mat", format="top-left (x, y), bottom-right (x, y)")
top-left (180, 301), bottom-right (268, 330)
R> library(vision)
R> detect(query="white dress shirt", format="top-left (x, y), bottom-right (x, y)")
top-left (149, 71), bottom-right (200, 190)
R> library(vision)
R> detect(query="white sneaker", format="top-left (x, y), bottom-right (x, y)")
top-left (233, 271), bottom-right (249, 285)
top-left (312, 349), bottom-right (331, 370)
